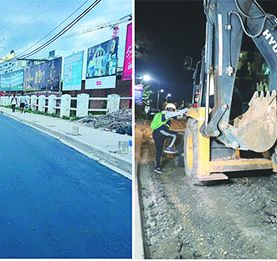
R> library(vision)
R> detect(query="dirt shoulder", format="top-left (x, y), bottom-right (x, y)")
top-left (139, 160), bottom-right (277, 259)
top-left (137, 120), bottom-right (277, 259)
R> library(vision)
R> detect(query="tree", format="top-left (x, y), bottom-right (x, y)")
top-left (142, 84), bottom-right (152, 114)
top-left (135, 32), bottom-right (154, 61)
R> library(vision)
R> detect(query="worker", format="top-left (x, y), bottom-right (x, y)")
top-left (19, 92), bottom-right (27, 113)
top-left (10, 94), bottom-right (17, 112)
top-left (192, 95), bottom-right (199, 108)
top-left (150, 103), bottom-right (188, 174)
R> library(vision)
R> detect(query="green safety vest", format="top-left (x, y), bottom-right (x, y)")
top-left (150, 112), bottom-right (170, 130)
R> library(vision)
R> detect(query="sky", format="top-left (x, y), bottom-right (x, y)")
top-left (0, 0), bottom-right (132, 65)
top-left (135, 0), bottom-right (277, 104)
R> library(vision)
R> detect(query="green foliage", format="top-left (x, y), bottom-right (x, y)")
top-left (24, 108), bottom-right (32, 113)
top-left (142, 84), bottom-right (153, 107)
top-left (49, 113), bottom-right (60, 118)
top-left (2, 105), bottom-right (21, 112)
top-left (70, 110), bottom-right (76, 118)
top-left (70, 116), bottom-right (81, 121)
top-left (62, 115), bottom-right (70, 120)
top-left (88, 111), bottom-right (105, 116)
top-left (135, 32), bottom-right (154, 61)
top-left (0, 105), bottom-right (86, 121)
top-left (135, 105), bottom-right (146, 120)
top-left (3, 105), bottom-right (12, 109)
top-left (32, 110), bottom-right (48, 115)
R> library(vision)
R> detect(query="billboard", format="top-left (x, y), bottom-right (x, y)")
top-left (122, 23), bottom-right (132, 81)
top-left (0, 51), bottom-right (15, 63)
top-left (63, 51), bottom-right (84, 91)
top-left (25, 57), bottom-right (62, 91)
top-left (0, 69), bottom-right (24, 91)
top-left (135, 84), bottom-right (143, 105)
top-left (85, 37), bottom-right (119, 89)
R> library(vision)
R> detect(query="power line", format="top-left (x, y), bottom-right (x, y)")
top-left (11, 0), bottom-right (58, 39)
top-left (17, 0), bottom-right (91, 57)
top-left (1, 0), bottom-right (45, 35)
top-left (0, 0), bottom-right (38, 55)
top-left (18, 0), bottom-right (102, 59)
top-left (62, 14), bottom-right (132, 39)
top-left (0, 0), bottom-right (57, 57)
top-left (0, 0), bottom-right (36, 32)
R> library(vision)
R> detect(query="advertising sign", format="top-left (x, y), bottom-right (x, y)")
top-left (135, 84), bottom-right (143, 105)
top-left (122, 23), bottom-right (132, 81)
top-left (63, 51), bottom-right (84, 91)
top-left (0, 51), bottom-right (15, 63)
top-left (0, 69), bottom-right (24, 91)
top-left (25, 57), bottom-right (62, 91)
top-left (85, 37), bottom-right (119, 89)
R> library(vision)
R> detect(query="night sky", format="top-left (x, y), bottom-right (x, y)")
top-left (135, 0), bottom-right (277, 104)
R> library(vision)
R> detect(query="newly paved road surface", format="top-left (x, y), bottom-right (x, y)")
top-left (0, 114), bottom-right (131, 258)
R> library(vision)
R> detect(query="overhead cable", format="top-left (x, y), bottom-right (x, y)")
top-left (18, 0), bottom-right (101, 59)
top-left (17, 0), bottom-right (91, 57)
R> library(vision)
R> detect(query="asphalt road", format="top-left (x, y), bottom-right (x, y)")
top-left (0, 114), bottom-right (131, 258)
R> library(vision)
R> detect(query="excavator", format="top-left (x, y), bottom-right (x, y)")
top-left (184, 0), bottom-right (277, 183)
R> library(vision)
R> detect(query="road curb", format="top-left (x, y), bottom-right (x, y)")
top-left (134, 162), bottom-right (145, 259)
top-left (2, 112), bottom-right (132, 180)
top-left (133, 128), bottom-right (145, 258)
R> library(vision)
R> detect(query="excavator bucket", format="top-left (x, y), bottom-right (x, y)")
top-left (233, 91), bottom-right (277, 153)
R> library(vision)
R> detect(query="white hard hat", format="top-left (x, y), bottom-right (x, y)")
top-left (165, 103), bottom-right (176, 111)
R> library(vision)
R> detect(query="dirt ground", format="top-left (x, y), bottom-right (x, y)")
top-left (137, 122), bottom-right (277, 259)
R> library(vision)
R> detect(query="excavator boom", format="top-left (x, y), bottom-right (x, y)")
top-left (184, 0), bottom-right (277, 182)
top-left (202, 0), bottom-right (277, 152)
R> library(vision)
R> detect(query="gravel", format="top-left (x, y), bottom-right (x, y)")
top-left (79, 109), bottom-right (132, 135)
top-left (139, 160), bottom-right (277, 259)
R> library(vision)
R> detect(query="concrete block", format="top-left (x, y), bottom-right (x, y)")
top-left (3, 96), bottom-right (9, 106)
top-left (31, 95), bottom-right (37, 111)
top-left (77, 93), bottom-right (89, 118)
top-left (107, 94), bottom-right (120, 113)
top-left (38, 95), bottom-right (46, 112)
top-left (25, 96), bottom-right (30, 109)
top-left (6, 96), bottom-right (11, 106)
top-left (60, 94), bottom-right (71, 117)
top-left (48, 95), bottom-right (56, 114)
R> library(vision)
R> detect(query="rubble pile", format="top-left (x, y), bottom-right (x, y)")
top-left (79, 109), bottom-right (132, 135)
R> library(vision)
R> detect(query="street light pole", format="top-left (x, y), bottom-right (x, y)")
top-left (140, 74), bottom-right (163, 110)
top-left (157, 91), bottom-right (160, 110)
top-left (156, 89), bottom-right (164, 110)
top-left (166, 93), bottom-right (172, 102)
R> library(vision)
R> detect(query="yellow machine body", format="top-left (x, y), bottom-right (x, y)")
top-left (186, 107), bottom-right (274, 181)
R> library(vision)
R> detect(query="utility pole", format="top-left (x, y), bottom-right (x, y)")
top-left (156, 87), bottom-right (164, 110)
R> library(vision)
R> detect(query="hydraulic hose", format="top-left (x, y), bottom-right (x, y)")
top-left (229, 10), bottom-right (268, 38)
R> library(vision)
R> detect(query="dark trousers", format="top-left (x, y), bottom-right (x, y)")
top-left (11, 104), bottom-right (16, 112)
top-left (153, 129), bottom-right (177, 168)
